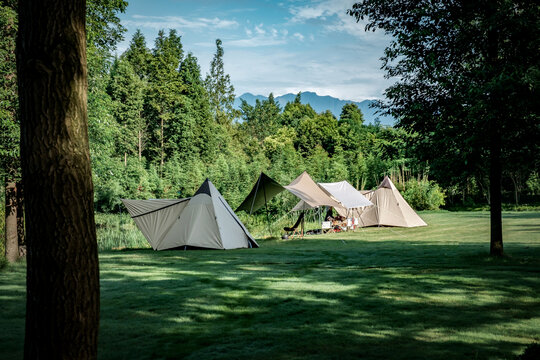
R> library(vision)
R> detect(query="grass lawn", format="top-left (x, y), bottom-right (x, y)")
top-left (1, 211), bottom-right (539, 359)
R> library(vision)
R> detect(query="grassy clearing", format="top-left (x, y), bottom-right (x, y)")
top-left (1, 211), bottom-right (539, 359)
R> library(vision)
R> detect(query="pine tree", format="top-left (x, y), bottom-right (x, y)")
top-left (146, 29), bottom-right (185, 176)
top-left (108, 58), bottom-right (146, 164)
top-left (204, 39), bottom-right (237, 126)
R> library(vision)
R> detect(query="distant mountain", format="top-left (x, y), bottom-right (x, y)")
top-left (233, 91), bottom-right (395, 126)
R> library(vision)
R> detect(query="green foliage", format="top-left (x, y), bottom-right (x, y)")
top-left (403, 179), bottom-right (446, 211)
top-left (526, 172), bottom-right (540, 195)
top-left (297, 110), bottom-right (340, 156)
top-left (0, 4), bottom-right (19, 182)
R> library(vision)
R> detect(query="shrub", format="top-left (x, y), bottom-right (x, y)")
top-left (403, 178), bottom-right (446, 210)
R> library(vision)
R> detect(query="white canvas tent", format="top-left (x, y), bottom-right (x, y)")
top-left (122, 179), bottom-right (258, 250)
top-left (359, 176), bottom-right (427, 228)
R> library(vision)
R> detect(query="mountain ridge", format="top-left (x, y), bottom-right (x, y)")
top-left (233, 91), bottom-right (395, 126)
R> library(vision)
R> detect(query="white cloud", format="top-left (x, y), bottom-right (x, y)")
top-left (293, 32), bottom-right (305, 41)
top-left (126, 15), bottom-right (239, 31)
top-left (288, 0), bottom-right (386, 40)
top-left (254, 24), bottom-right (266, 35)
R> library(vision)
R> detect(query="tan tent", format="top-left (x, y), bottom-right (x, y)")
top-left (122, 179), bottom-right (258, 250)
top-left (359, 176), bottom-right (427, 227)
top-left (284, 171), bottom-right (342, 209)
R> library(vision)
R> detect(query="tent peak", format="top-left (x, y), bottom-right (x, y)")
top-left (194, 178), bottom-right (212, 196)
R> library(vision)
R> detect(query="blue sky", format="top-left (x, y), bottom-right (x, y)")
top-left (117, 0), bottom-right (393, 102)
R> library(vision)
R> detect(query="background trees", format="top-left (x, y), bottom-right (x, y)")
top-left (349, 0), bottom-right (540, 255)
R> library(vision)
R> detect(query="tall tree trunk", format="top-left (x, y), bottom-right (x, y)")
top-left (489, 130), bottom-right (503, 256)
top-left (160, 117), bottom-right (164, 177)
top-left (16, 181), bottom-right (25, 249)
top-left (4, 181), bottom-right (18, 263)
top-left (486, 2), bottom-right (503, 257)
top-left (138, 130), bottom-right (142, 161)
top-left (17, 1), bottom-right (100, 358)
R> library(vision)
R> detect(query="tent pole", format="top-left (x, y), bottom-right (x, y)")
top-left (264, 185), bottom-right (271, 237)
top-left (301, 210), bottom-right (305, 238)
top-left (249, 174), bottom-right (262, 215)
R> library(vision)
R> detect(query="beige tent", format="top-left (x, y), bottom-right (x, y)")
top-left (122, 179), bottom-right (258, 250)
top-left (359, 176), bottom-right (427, 227)
top-left (284, 171), bottom-right (342, 209)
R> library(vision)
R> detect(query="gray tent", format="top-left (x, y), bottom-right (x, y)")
top-left (122, 179), bottom-right (258, 250)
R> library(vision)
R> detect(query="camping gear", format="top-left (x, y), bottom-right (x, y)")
top-left (122, 179), bottom-right (258, 250)
top-left (283, 211), bottom-right (305, 239)
top-left (359, 176), bottom-right (427, 227)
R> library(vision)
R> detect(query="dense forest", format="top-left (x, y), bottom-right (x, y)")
top-left (1, 0), bottom-right (539, 225)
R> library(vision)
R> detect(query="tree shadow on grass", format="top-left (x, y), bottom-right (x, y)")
top-left (94, 240), bottom-right (540, 360)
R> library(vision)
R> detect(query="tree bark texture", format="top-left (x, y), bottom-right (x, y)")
top-left (16, 181), bottom-right (25, 247)
top-left (4, 182), bottom-right (18, 263)
top-left (486, 2), bottom-right (503, 256)
top-left (17, 0), bottom-right (100, 358)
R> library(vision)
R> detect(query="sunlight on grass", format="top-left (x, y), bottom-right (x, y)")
top-left (0, 211), bottom-right (539, 359)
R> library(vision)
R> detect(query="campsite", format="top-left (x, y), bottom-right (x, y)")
top-left (1, 0), bottom-right (540, 359)
top-left (2, 211), bottom-right (539, 359)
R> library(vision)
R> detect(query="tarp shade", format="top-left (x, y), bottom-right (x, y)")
top-left (318, 181), bottom-right (372, 209)
top-left (284, 171), bottom-right (342, 208)
top-left (236, 172), bottom-right (285, 213)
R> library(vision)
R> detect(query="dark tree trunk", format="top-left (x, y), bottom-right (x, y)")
top-left (4, 181), bottom-right (18, 263)
top-left (17, 0), bottom-right (100, 358)
top-left (489, 130), bottom-right (504, 256)
top-left (486, 2), bottom-right (503, 256)
top-left (16, 181), bottom-right (25, 248)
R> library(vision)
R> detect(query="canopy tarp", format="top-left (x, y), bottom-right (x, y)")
top-left (318, 181), bottom-right (372, 209)
top-left (284, 171), bottom-right (342, 209)
top-left (236, 172), bottom-right (285, 214)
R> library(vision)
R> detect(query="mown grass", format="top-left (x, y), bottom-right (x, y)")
top-left (1, 211), bottom-right (539, 359)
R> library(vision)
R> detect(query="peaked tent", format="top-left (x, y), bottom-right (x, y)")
top-left (236, 172), bottom-right (285, 214)
top-left (359, 176), bottom-right (427, 227)
top-left (122, 179), bottom-right (258, 250)
top-left (284, 171), bottom-right (342, 209)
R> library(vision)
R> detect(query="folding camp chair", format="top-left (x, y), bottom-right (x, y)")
top-left (283, 212), bottom-right (305, 239)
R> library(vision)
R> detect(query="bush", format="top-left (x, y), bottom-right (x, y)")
top-left (403, 178), bottom-right (446, 210)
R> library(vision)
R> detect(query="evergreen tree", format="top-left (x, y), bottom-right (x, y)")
top-left (146, 29), bottom-right (185, 175)
top-left (108, 58), bottom-right (146, 164)
top-left (338, 103), bottom-right (366, 152)
top-left (179, 53), bottom-right (217, 162)
top-left (204, 39), bottom-right (237, 126)
top-left (122, 29), bottom-right (152, 80)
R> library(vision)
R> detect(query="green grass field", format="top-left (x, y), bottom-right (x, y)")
top-left (1, 211), bottom-right (539, 359)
